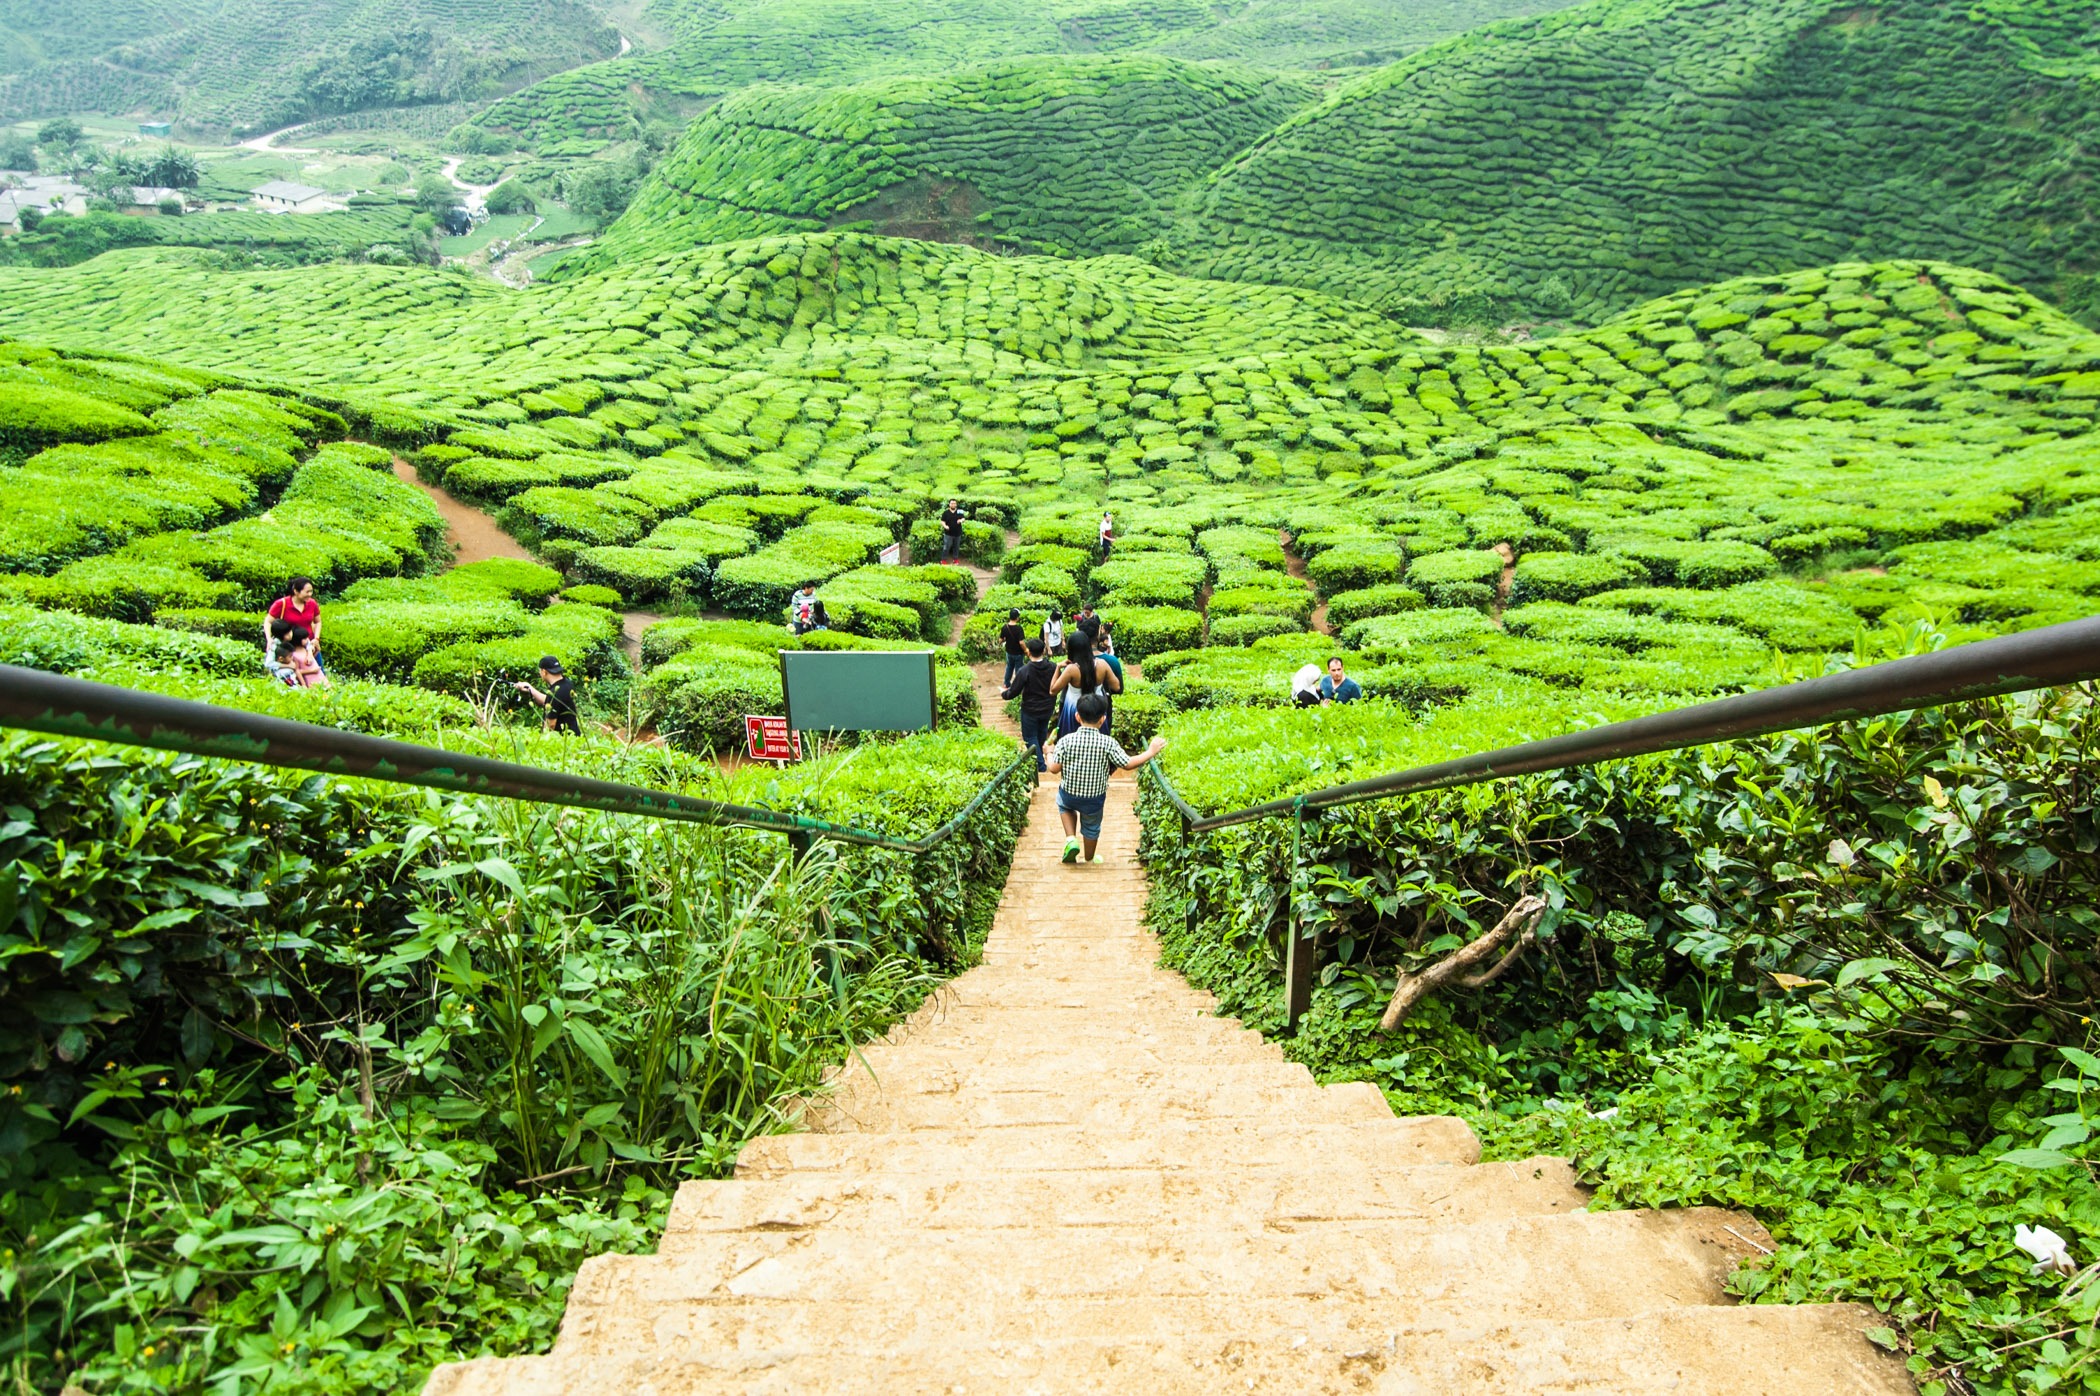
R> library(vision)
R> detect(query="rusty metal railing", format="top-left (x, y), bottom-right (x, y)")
top-left (0, 664), bottom-right (1036, 854)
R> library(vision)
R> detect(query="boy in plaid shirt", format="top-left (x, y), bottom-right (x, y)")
top-left (1047, 692), bottom-right (1167, 864)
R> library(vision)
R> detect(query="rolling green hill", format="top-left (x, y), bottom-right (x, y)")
top-left (0, 0), bottom-right (622, 132)
top-left (570, 56), bottom-right (1315, 269)
top-left (470, 0), bottom-right (1577, 153)
top-left (1151, 0), bottom-right (2100, 327)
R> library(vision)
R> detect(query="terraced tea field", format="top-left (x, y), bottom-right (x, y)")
top-left (0, 0), bottom-right (624, 132)
top-left (1154, 0), bottom-right (2100, 326)
top-left (5, 233), bottom-right (2096, 748)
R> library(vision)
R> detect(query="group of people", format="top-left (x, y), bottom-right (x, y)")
top-left (995, 601), bottom-right (1163, 863)
top-left (257, 576), bottom-right (579, 733)
top-left (1291, 657), bottom-right (1363, 707)
top-left (262, 577), bottom-right (330, 689)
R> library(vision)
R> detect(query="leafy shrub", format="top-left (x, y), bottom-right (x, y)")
top-left (1091, 552), bottom-right (1205, 607)
top-left (1424, 580), bottom-right (1498, 612)
top-left (502, 486), bottom-right (655, 547)
top-left (1511, 551), bottom-right (1646, 603)
top-left (443, 453), bottom-right (635, 504)
top-left (1343, 606), bottom-right (1500, 654)
top-left (1306, 538), bottom-right (1404, 595)
top-left (640, 642), bottom-right (785, 749)
top-left (1206, 581), bottom-right (1314, 623)
top-left (562, 583), bottom-right (625, 607)
top-left (571, 545), bottom-right (714, 603)
top-left (0, 604), bottom-right (258, 677)
top-left (1000, 542), bottom-right (1090, 584)
top-left (443, 558), bottom-right (564, 602)
top-left (326, 600), bottom-right (531, 683)
top-left (0, 380), bottom-right (155, 449)
top-left (1020, 564), bottom-right (1081, 607)
top-left (1207, 613), bottom-right (1303, 646)
top-left (1099, 604), bottom-right (1201, 661)
top-left (1407, 548), bottom-right (1504, 589)
top-left (153, 607), bottom-right (258, 640)
top-left (1323, 584), bottom-right (1425, 629)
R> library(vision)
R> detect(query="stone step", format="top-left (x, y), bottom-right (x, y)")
top-left (819, 1058), bottom-right (1322, 1094)
top-left (660, 1156), bottom-right (1590, 1242)
top-left (548, 1207), bottom-right (1767, 1348)
top-left (797, 1080), bottom-right (1395, 1132)
top-left (733, 1114), bottom-right (1481, 1178)
top-left (426, 1302), bottom-right (1907, 1396)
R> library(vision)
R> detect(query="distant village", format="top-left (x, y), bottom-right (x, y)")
top-left (0, 119), bottom-right (366, 235)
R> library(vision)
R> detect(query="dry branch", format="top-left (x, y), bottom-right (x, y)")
top-left (1379, 894), bottom-right (1548, 1032)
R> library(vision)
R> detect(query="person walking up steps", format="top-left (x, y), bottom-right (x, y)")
top-left (1002, 635), bottom-right (1058, 770)
top-left (940, 499), bottom-right (965, 562)
top-left (1047, 692), bottom-right (1164, 865)
top-left (1041, 609), bottom-right (1064, 657)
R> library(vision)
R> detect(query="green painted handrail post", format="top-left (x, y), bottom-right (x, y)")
top-left (1180, 806), bottom-right (1198, 948)
top-left (1284, 795), bottom-right (1314, 1031)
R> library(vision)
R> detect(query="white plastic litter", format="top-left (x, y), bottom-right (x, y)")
top-left (2015, 1224), bottom-right (2077, 1277)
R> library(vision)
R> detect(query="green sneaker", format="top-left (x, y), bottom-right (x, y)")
top-left (1062, 837), bottom-right (1081, 864)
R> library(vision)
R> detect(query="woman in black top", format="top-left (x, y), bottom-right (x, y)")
top-left (999, 608), bottom-right (1027, 687)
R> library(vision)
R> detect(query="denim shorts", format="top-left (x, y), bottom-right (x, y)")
top-left (1057, 787), bottom-right (1106, 840)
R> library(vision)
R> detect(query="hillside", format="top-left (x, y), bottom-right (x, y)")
top-left (469, 0), bottom-right (1577, 153)
top-left (568, 56), bottom-right (1315, 268)
top-left (1151, 0), bottom-right (2100, 327)
top-left (0, 0), bottom-right (623, 132)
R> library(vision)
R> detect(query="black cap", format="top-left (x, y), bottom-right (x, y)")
top-left (538, 656), bottom-right (563, 675)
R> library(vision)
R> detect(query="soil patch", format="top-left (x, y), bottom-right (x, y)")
top-left (1492, 542), bottom-right (1516, 625)
top-left (1280, 529), bottom-right (1330, 634)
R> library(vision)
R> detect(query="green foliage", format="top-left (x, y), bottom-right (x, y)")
top-left (1, 717), bottom-right (1028, 1390)
top-left (0, 0), bottom-right (621, 131)
top-left (1509, 550), bottom-right (1645, 603)
top-left (1158, 0), bottom-right (2100, 328)
top-left (1322, 583), bottom-right (1424, 630)
top-left (575, 56), bottom-right (1314, 268)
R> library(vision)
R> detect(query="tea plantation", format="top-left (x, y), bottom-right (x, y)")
top-left (6, 0), bottom-right (2100, 1389)
top-left (469, 0), bottom-right (1575, 153)
top-left (0, 0), bottom-right (623, 132)
top-left (1154, 0), bottom-right (2100, 326)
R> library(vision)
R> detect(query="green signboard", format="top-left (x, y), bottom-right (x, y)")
top-left (779, 650), bottom-right (938, 732)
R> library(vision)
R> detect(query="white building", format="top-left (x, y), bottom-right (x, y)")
top-left (0, 176), bottom-right (89, 232)
top-left (252, 179), bottom-right (330, 213)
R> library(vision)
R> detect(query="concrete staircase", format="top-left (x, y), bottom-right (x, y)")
top-left (426, 777), bottom-right (1911, 1395)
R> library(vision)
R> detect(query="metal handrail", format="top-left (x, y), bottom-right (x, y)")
top-left (1145, 615), bottom-right (2100, 831)
top-left (0, 665), bottom-right (1035, 854)
top-left (1140, 614), bottom-right (2100, 1027)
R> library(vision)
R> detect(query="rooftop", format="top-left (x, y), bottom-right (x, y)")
top-left (253, 180), bottom-right (326, 202)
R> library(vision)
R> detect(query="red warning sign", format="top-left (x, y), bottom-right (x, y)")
top-left (745, 714), bottom-right (802, 762)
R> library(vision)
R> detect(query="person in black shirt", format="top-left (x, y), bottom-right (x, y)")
top-left (1001, 636), bottom-right (1059, 770)
top-left (515, 656), bottom-right (581, 734)
top-left (999, 608), bottom-right (1027, 687)
top-left (1073, 606), bottom-right (1100, 645)
top-left (939, 499), bottom-right (965, 561)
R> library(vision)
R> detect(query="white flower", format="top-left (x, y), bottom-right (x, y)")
top-left (2015, 1224), bottom-right (2076, 1276)
top-left (1587, 1106), bottom-right (1619, 1121)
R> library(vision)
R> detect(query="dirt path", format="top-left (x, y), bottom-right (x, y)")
top-left (428, 780), bottom-right (1910, 1396)
top-left (1279, 528), bottom-right (1330, 634)
top-left (392, 457), bottom-right (536, 565)
top-left (1491, 541), bottom-right (1516, 626)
